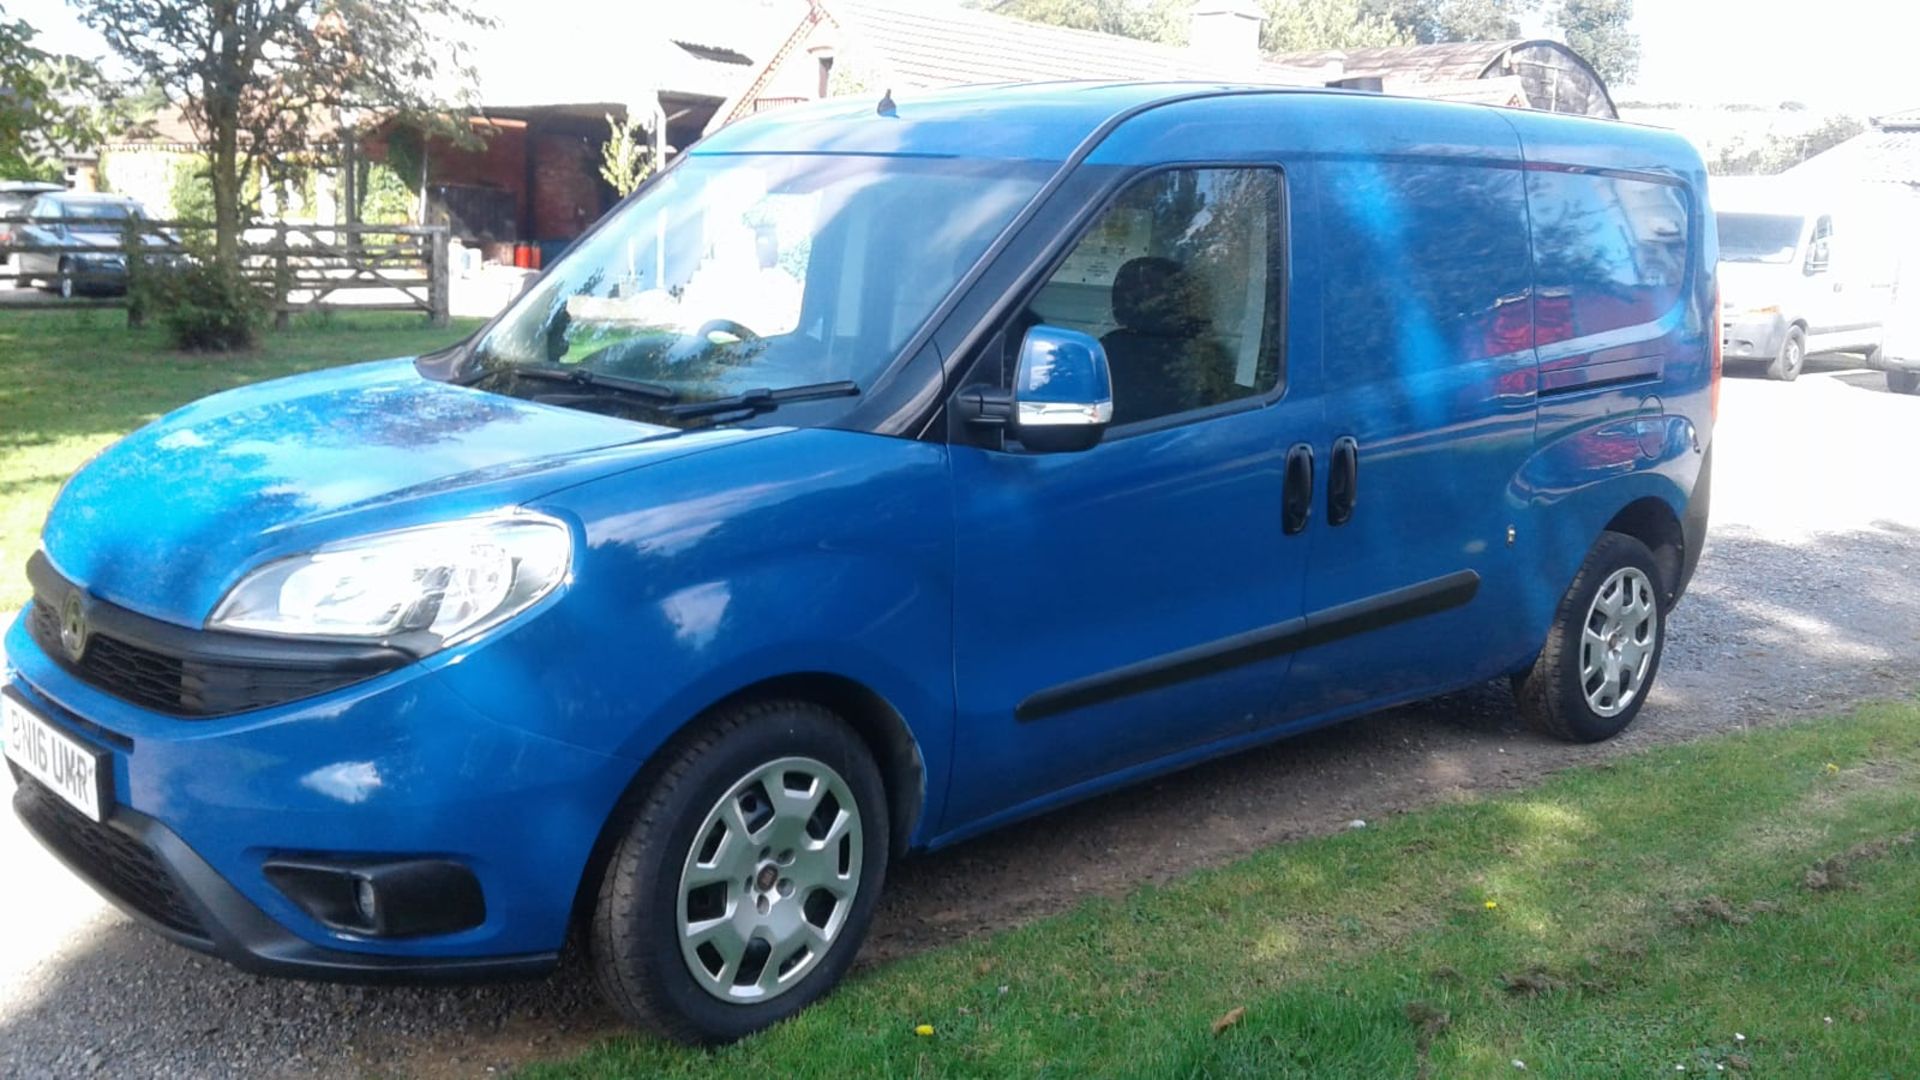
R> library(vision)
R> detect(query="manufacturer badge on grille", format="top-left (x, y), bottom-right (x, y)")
top-left (59, 591), bottom-right (88, 663)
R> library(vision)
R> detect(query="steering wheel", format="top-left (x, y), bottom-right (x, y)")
top-left (693, 318), bottom-right (760, 343)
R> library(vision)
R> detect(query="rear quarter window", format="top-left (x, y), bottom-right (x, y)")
top-left (1318, 161), bottom-right (1533, 379)
top-left (1527, 170), bottom-right (1691, 346)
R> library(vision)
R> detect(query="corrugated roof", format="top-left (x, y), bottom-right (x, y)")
top-left (1284, 39), bottom-right (1529, 82)
top-left (1279, 38), bottom-right (1614, 118)
top-left (831, 0), bottom-right (1327, 89)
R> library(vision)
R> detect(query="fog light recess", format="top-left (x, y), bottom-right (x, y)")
top-left (265, 857), bottom-right (485, 939)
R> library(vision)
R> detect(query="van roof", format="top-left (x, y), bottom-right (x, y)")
top-left (695, 81), bottom-right (1671, 165)
top-left (1710, 174), bottom-right (1905, 216)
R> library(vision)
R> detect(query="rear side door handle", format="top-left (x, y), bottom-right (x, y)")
top-left (1328, 436), bottom-right (1359, 527)
top-left (1283, 442), bottom-right (1314, 536)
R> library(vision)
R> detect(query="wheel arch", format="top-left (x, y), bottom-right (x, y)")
top-left (567, 671), bottom-right (930, 934)
top-left (1603, 496), bottom-right (1686, 607)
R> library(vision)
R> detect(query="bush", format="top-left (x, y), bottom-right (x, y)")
top-left (134, 257), bottom-right (271, 351)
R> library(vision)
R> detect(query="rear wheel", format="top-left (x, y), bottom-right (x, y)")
top-left (1514, 531), bottom-right (1666, 742)
top-left (1890, 370), bottom-right (1920, 395)
top-left (1766, 325), bottom-right (1805, 381)
top-left (590, 699), bottom-right (889, 1044)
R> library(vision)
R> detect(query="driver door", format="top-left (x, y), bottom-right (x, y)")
top-left (941, 165), bottom-right (1324, 831)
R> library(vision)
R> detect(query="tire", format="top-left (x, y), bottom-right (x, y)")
top-left (1765, 325), bottom-right (1805, 381)
top-left (1514, 531), bottom-right (1667, 743)
top-left (590, 699), bottom-right (889, 1045)
top-left (1890, 369), bottom-right (1920, 395)
top-left (56, 258), bottom-right (74, 300)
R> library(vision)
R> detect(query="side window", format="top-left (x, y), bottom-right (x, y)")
top-left (1319, 161), bottom-right (1533, 377)
top-left (1805, 215), bottom-right (1833, 274)
top-left (1023, 167), bottom-right (1284, 427)
top-left (1527, 170), bottom-right (1691, 345)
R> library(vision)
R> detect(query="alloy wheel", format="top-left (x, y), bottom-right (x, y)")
top-left (1579, 566), bottom-right (1658, 717)
top-left (675, 756), bottom-right (863, 1004)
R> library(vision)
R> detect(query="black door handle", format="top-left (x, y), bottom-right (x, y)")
top-left (1328, 436), bottom-right (1359, 527)
top-left (1283, 442), bottom-right (1314, 536)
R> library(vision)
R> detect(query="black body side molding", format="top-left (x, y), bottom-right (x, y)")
top-left (1017, 569), bottom-right (1481, 722)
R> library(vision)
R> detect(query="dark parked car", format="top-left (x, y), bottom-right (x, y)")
top-left (13, 192), bottom-right (160, 298)
top-left (0, 180), bottom-right (65, 276)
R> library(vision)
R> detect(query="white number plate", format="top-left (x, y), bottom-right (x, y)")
top-left (3, 690), bottom-right (109, 822)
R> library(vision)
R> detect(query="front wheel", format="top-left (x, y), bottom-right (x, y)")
top-left (1890, 369), bottom-right (1920, 395)
top-left (590, 699), bottom-right (889, 1044)
top-left (1514, 531), bottom-right (1667, 742)
top-left (1766, 325), bottom-right (1805, 381)
top-left (56, 257), bottom-right (74, 300)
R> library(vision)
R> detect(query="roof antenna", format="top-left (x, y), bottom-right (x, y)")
top-left (876, 89), bottom-right (897, 117)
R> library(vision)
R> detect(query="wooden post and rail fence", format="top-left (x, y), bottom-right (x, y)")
top-left (0, 216), bottom-right (451, 327)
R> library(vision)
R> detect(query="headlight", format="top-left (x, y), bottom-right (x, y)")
top-left (209, 514), bottom-right (572, 648)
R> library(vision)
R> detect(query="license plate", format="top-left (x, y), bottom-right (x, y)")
top-left (3, 690), bottom-right (109, 822)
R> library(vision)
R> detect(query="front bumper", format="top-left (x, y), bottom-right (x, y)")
top-left (9, 768), bottom-right (556, 981)
top-left (3, 606), bottom-right (639, 982)
top-left (1721, 312), bottom-right (1787, 361)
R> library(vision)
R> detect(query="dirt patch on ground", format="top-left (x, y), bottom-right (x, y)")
top-left (1803, 831), bottom-right (1918, 892)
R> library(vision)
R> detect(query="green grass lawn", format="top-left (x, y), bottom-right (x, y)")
top-left (0, 309), bottom-right (480, 611)
top-left (530, 700), bottom-right (1920, 1079)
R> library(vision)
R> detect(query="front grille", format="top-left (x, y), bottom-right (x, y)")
top-left (12, 775), bottom-right (209, 940)
top-left (32, 601), bottom-right (185, 714)
top-left (23, 581), bottom-right (407, 719)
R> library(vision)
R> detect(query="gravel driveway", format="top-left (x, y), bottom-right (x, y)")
top-left (4, 361), bottom-right (1918, 1079)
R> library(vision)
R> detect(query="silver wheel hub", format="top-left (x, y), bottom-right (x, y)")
top-left (1579, 566), bottom-right (1658, 718)
top-left (676, 756), bottom-right (862, 1004)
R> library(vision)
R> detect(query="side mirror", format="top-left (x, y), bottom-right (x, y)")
top-left (957, 324), bottom-right (1114, 452)
top-left (1012, 325), bottom-right (1113, 452)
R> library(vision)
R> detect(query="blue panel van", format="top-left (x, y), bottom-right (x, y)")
top-left (3, 83), bottom-right (1718, 1042)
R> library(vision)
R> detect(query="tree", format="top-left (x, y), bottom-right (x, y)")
top-left (974, 0), bottom-right (1186, 43)
top-left (1362, 0), bottom-right (1531, 43)
top-left (600, 113), bottom-right (653, 198)
top-left (0, 12), bottom-right (103, 180)
top-left (73, 0), bottom-right (491, 266)
top-left (977, 0), bottom-right (1630, 74)
top-left (1259, 0), bottom-right (1408, 52)
top-left (1551, 0), bottom-right (1637, 85)
top-left (1707, 115), bottom-right (1865, 177)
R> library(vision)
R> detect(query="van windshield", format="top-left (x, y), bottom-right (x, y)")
top-left (1716, 212), bottom-right (1804, 264)
top-left (464, 153), bottom-right (1049, 423)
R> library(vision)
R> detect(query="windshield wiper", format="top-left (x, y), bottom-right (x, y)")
top-left (491, 363), bottom-right (679, 403)
top-left (667, 381), bottom-right (861, 421)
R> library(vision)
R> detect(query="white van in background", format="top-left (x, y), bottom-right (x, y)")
top-left (1878, 288), bottom-right (1920, 395)
top-left (1715, 177), bottom-right (1901, 381)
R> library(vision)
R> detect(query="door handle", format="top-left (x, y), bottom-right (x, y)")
top-left (1327, 436), bottom-right (1359, 527)
top-left (1283, 442), bottom-right (1314, 536)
